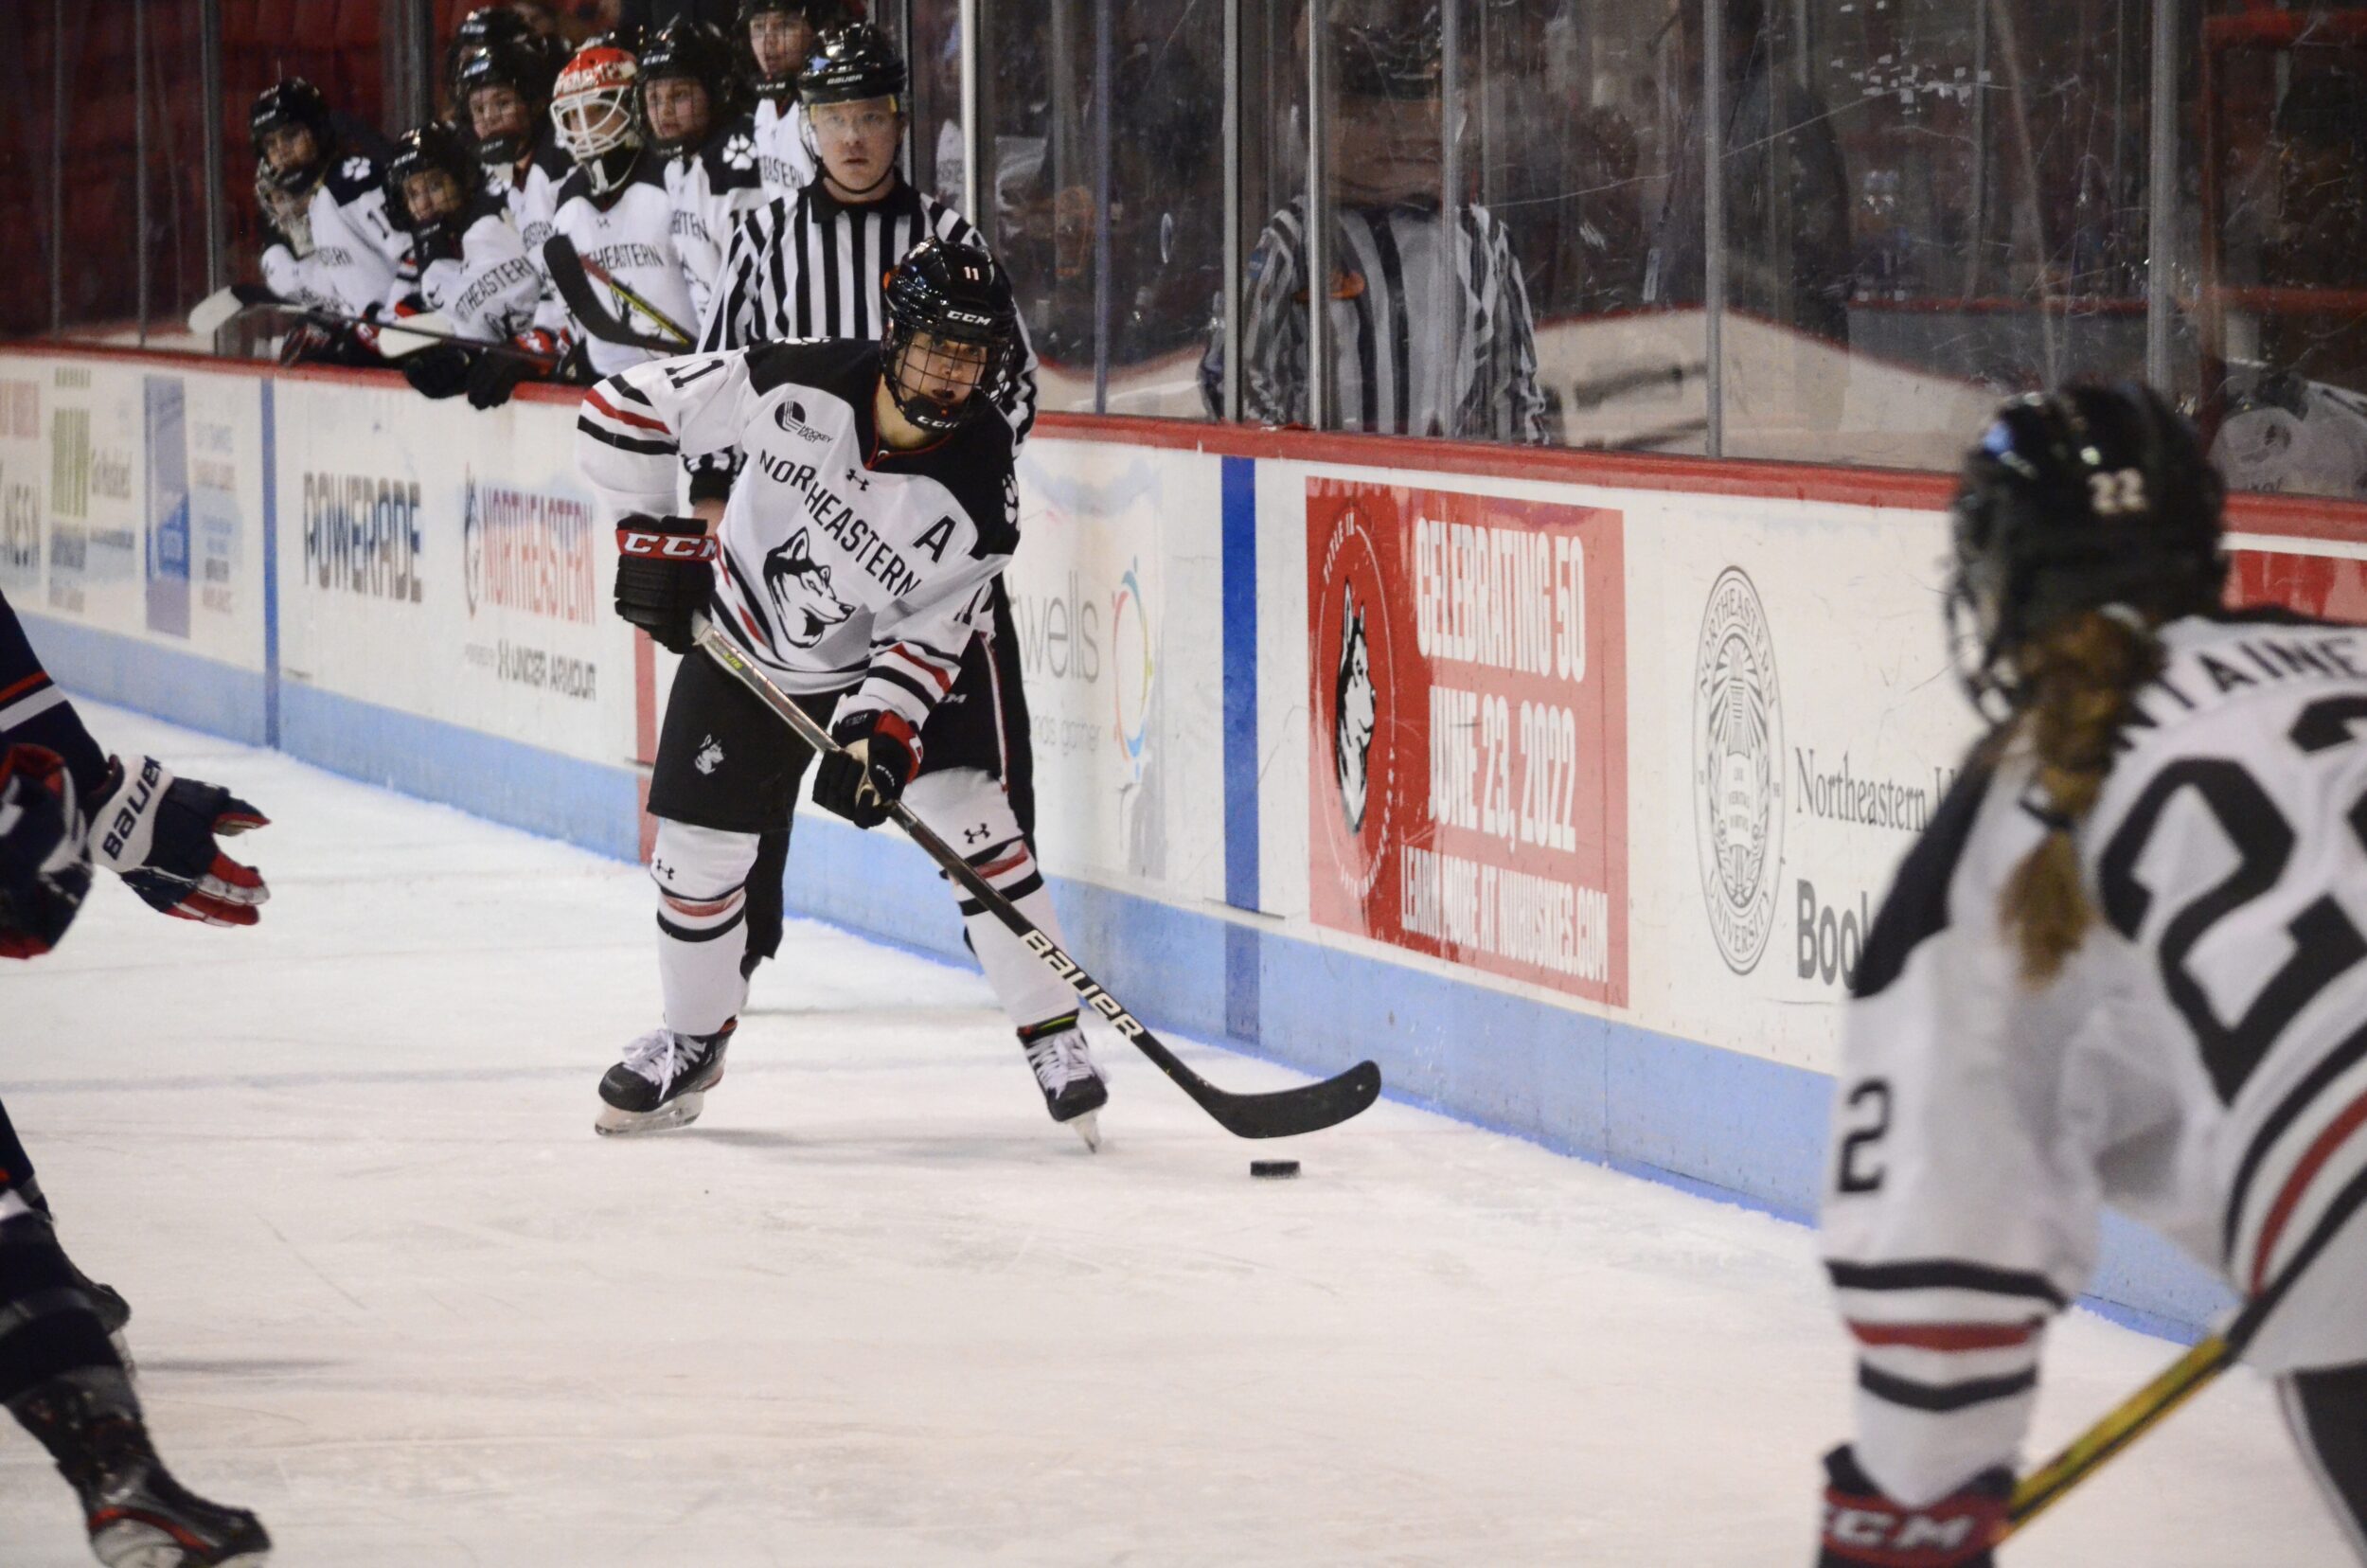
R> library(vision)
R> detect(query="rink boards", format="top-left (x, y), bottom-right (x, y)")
top-left (10, 343), bottom-right (2367, 1337)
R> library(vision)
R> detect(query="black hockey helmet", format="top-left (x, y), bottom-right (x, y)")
top-left (385, 121), bottom-right (482, 250)
top-left (881, 238), bottom-right (1022, 434)
top-left (250, 79), bottom-right (334, 192)
top-left (1947, 383), bottom-right (2227, 714)
top-left (456, 36), bottom-right (561, 167)
top-left (445, 6), bottom-right (539, 107)
top-left (1332, 15), bottom-right (1444, 100)
top-left (739, 0), bottom-right (852, 103)
top-left (638, 18), bottom-right (736, 153)
top-left (799, 22), bottom-right (906, 107)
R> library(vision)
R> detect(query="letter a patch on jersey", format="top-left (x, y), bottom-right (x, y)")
top-left (914, 514), bottom-right (957, 564)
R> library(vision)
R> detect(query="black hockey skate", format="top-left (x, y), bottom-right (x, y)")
top-left (595, 1018), bottom-right (736, 1135)
top-left (1021, 1015), bottom-right (1107, 1151)
top-left (8, 1367), bottom-right (271, 1567)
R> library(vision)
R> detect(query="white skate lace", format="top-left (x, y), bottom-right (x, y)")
top-left (622, 1028), bottom-right (703, 1095)
top-left (1023, 1031), bottom-right (1098, 1092)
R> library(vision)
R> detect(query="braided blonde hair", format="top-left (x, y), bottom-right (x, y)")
top-left (1998, 607), bottom-right (2163, 982)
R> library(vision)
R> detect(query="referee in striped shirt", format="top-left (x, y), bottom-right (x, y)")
top-left (1203, 21), bottom-right (1546, 443)
top-left (692, 22), bottom-right (1046, 830)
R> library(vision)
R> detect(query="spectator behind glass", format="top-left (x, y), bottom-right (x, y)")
top-left (1206, 14), bottom-right (1546, 443)
top-left (1644, 0), bottom-right (1850, 345)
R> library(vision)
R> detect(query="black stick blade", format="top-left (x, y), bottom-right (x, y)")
top-left (543, 236), bottom-right (681, 353)
top-left (1190, 1059), bottom-right (1382, 1140)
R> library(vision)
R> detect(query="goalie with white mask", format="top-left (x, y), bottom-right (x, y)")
top-left (576, 240), bottom-right (1107, 1147)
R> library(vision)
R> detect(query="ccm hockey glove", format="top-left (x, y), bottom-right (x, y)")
top-left (89, 755), bottom-right (270, 927)
top-left (812, 712), bottom-right (919, 829)
top-left (614, 514), bottom-right (716, 654)
top-left (0, 744), bottom-right (94, 958)
top-left (1818, 1445), bottom-right (2007, 1568)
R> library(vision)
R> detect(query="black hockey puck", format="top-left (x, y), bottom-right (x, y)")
top-left (1250, 1159), bottom-right (1301, 1179)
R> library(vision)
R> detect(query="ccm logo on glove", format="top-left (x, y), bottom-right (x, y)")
top-left (617, 527), bottom-right (718, 561)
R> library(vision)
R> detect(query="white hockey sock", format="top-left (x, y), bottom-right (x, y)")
top-left (650, 819), bottom-right (760, 1038)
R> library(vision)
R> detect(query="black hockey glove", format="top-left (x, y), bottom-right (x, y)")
top-left (812, 712), bottom-right (919, 830)
top-left (0, 745), bottom-right (94, 959)
top-left (401, 341), bottom-right (474, 401)
top-left (464, 329), bottom-right (561, 410)
top-left (89, 755), bottom-right (271, 928)
top-left (1817, 1445), bottom-right (2006, 1568)
top-left (614, 514), bottom-right (716, 653)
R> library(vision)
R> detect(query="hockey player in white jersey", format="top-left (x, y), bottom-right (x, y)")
top-left (510, 45), bottom-right (701, 394)
top-left (455, 38), bottom-right (569, 259)
top-left (574, 239), bottom-right (1108, 1144)
top-left (641, 18), bottom-right (764, 334)
top-left (1816, 383), bottom-right (2367, 1565)
top-left (378, 122), bottom-right (544, 401)
top-left (732, 0), bottom-right (848, 198)
top-left (249, 80), bottom-right (407, 363)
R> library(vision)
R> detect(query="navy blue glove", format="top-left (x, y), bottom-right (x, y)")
top-left (1818, 1445), bottom-right (2006, 1568)
top-left (90, 755), bottom-right (269, 927)
top-left (0, 744), bottom-right (93, 958)
top-left (812, 712), bottom-right (918, 829)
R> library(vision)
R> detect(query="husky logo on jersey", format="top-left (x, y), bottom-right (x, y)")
top-left (721, 132), bottom-right (756, 171)
top-left (695, 735), bottom-right (724, 774)
top-left (1693, 566), bottom-right (1784, 974)
top-left (761, 527), bottom-right (857, 647)
top-left (1334, 586), bottom-right (1378, 833)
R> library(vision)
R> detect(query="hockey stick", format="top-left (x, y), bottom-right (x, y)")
top-left (543, 236), bottom-right (694, 351)
top-left (184, 285), bottom-right (550, 365)
top-left (1998, 1161), bottom-right (2367, 1540)
top-left (691, 615), bottom-right (1385, 1140)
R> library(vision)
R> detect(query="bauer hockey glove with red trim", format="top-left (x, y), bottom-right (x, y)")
top-left (813, 711), bottom-right (919, 829)
top-left (614, 514), bottom-right (717, 654)
top-left (0, 744), bottom-right (94, 958)
top-left (90, 755), bottom-right (270, 927)
top-left (1818, 1445), bottom-right (2006, 1568)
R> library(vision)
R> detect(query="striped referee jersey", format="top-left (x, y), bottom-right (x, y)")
top-left (697, 179), bottom-right (1039, 443)
top-left (1209, 197), bottom-right (1546, 444)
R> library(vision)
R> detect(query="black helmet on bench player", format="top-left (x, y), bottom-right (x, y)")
top-left (385, 122), bottom-right (482, 257)
top-left (250, 79), bottom-right (334, 193)
top-left (457, 37), bottom-right (561, 169)
top-left (881, 238), bottom-right (1021, 434)
top-left (638, 18), bottom-right (736, 155)
top-left (1947, 383), bottom-right (2227, 715)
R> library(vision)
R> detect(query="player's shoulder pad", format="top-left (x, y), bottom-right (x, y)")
top-left (323, 152), bottom-right (386, 205)
top-left (1853, 740), bottom-right (2001, 1001)
top-left (745, 338), bottom-right (877, 402)
top-left (938, 419), bottom-right (1020, 560)
top-left (701, 118), bottom-right (764, 188)
top-left (532, 134), bottom-right (575, 183)
top-left (553, 164), bottom-right (595, 207)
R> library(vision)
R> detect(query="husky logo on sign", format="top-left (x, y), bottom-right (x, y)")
top-left (761, 526), bottom-right (856, 647)
top-left (1333, 585), bottom-right (1378, 833)
top-left (1693, 566), bottom-right (1784, 974)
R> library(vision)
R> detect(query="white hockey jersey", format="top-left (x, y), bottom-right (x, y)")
top-left (747, 100), bottom-right (818, 200)
top-left (665, 126), bottom-right (768, 334)
top-left (576, 341), bottom-right (1017, 741)
top-left (258, 152), bottom-right (408, 317)
top-left (386, 201), bottom-right (542, 341)
top-left (535, 156), bottom-right (700, 379)
top-left (2214, 374), bottom-right (2367, 502)
top-left (1825, 610), bottom-right (2367, 1508)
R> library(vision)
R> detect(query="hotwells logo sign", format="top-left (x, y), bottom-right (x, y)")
top-left (303, 473), bottom-right (423, 601)
top-left (461, 474), bottom-right (597, 622)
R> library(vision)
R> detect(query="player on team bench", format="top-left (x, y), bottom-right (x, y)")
top-left (574, 238), bottom-right (1108, 1146)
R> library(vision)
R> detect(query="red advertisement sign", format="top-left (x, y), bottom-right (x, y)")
top-left (1308, 478), bottom-right (1628, 1007)
top-left (2232, 547), bottom-right (2367, 620)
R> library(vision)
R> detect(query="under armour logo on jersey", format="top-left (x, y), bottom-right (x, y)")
top-left (963, 824), bottom-right (991, 845)
top-left (842, 466), bottom-right (871, 493)
top-left (695, 736), bottom-right (725, 775)
top-left (721, 133), bottom-right (756, 170)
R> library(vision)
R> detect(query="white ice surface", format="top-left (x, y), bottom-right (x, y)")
top-left (0, 704), bottom-right (2354, 1566)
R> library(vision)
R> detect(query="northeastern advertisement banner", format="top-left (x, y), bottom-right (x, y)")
top-left (1306, 477), bottom-right (1628, 1007)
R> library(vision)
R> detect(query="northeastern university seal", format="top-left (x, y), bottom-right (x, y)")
top-left (1693, 566), bottom-right (1783, 973)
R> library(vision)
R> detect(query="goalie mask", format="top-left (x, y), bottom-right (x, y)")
top-left (552, 45), bottom-right (646, 197)
top-left (1947, 383), bottom-right (2227, 718)
top-left (881, 239), bottom-right (1022, 435)
top-left (249, 79), bottom-right (333, 195)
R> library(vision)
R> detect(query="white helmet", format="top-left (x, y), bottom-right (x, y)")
top-left (551, 45), bottom-right (643, 194)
